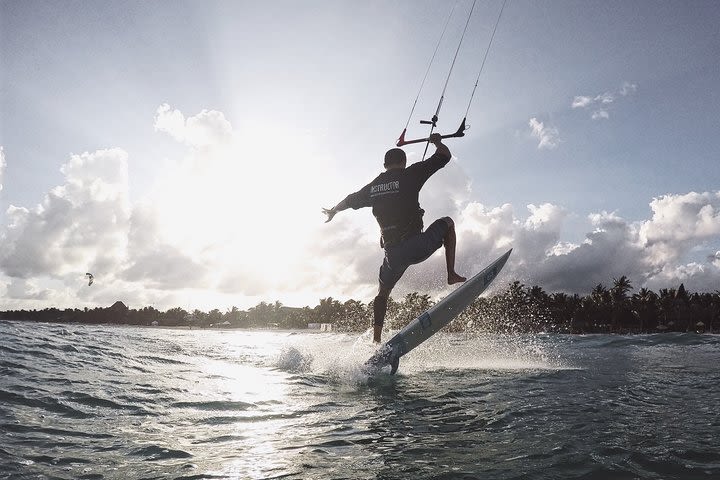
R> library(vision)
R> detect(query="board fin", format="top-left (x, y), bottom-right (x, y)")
top-left (389, 354), bottom-right (399, 375)
top-left (363, 341), bottom-right (401, 375)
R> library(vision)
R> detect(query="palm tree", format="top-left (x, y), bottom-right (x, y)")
top-left (674, 284), bottom-right (692, 332)
top-left (590, 284), bottom-right (612, 331)
top-left (248, 301), bottom-right (275, 327)
top-left (610, 276), bottom-right (634, 332)
top-left (591, 283), bottom-right (610, 303)
top-left (164, 307), bottom-right (189, 326)
top-left (631, 288), bottom-right (658, 332)
top-left (709, 291), bottom-right (720, 333)
top-left (339, 299), bottom-right (369, 331)
top-left (526, 285), bottom-right (552, 332)
top-left (397, 293), bottom-right (434, 328)
top-left (461, 297), bottom-right (491, 332)
top-left (221, 306), bottom-right (245, 327)
top-left (548, 292), bottom-right (580, 333)
top-left (493, 281), bottom-right (529, 333)
top-left (611, 276), bottom-right (633, 301)
top-left (316, 297), bottom-right (343, 324)
top-left (208, 308), bottom-right (223, 326)
top-left (689, 292), bottom-right (714, 333)
top-left (657, 288), bottom-right (677, 331)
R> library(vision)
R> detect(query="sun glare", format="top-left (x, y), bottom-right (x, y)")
top-left (151, 130), bottom-right (330, 294)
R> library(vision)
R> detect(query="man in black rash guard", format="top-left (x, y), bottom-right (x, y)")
top-left (323, 133), bottom-right (466, 343)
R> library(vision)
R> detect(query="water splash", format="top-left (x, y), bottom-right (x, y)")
top-left (274, 333), bottom-right (377, 386)
top-left (273, 330), bottom-right (570, 387)
top-left (276, 346), bottom-right (313, 373)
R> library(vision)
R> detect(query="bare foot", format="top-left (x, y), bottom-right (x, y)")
top-left (448, 272), bottom-right (466, 285)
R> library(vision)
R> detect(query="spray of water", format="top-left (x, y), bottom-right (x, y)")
top-left (273, 326), bottom-right (572, 387)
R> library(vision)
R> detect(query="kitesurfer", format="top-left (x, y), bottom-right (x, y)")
top-left (323, 133), bottom-right (466, 343)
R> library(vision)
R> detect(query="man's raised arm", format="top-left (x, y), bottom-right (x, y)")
top-left (430, 133), bottom-right (451, 159)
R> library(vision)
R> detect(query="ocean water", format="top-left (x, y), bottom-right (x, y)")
top-left (1, 320), bottom-right (718, 480)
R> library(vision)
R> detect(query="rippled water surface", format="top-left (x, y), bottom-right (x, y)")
top-left (1, 320), bottom-right (719, 479)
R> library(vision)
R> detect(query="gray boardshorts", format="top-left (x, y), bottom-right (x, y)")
top-left (379, 218), bottom-right (450, 291)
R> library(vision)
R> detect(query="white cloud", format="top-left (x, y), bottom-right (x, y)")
top-left (529, 117), bottom-right (561, 150)
top-left (0, 148), bottom-right (131, 280)
top-left (6, 278), bottom-right (51, 300)
top-left (571, 96), bottom-right (593, 109)
top-left (154, 104), bottom-right (189, 142)
top-left (620, 81), bottom-right (638, 96)
top-left (709, 251), bottom-right (720, 266)
top-left (121, 203), bottom-right (210, 290)
top-left (154, 103), bottom-right (233, 148)
top-left (0, 146), bottom-right (5, 192)
top-left (639, 191), bottom-right (720, 265)
top-left (645, 261), bottom-right (720, 292)
top-left (572, 81), bottom-right (636, 119)
top-left (596, 92), bottom-right (615, 104)
top-left (0, 139), bottom-right (245, 308)
top-left (535, 211), bottom-right (648, 291)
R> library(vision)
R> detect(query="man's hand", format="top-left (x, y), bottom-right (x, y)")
top-left (429, 132), bottom-right (451, 158)
top-left (322, 207), bottom-right (337, 223)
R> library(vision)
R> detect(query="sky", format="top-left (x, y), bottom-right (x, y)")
top-left (1, 0), bottom-right (719, 311)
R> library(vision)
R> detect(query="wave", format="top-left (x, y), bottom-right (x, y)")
top-left (569, 331), bottom-right (719, 348)
top-left (171, 400), bottom-right (256, 411)
top-left (131, 445), bottom-right (192, 461)
top-left (0, 389), bottom-right (94, 419)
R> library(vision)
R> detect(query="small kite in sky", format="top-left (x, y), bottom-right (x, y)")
top-left (85, 273), bottom-right (94, 286)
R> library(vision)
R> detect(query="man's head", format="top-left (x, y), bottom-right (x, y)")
top-left (384, 148), bottom-right (407, 170)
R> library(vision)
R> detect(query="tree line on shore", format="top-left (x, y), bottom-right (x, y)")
top-left (1, 277), bottom-right (717, 334)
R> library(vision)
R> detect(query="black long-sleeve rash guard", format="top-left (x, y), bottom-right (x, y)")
top-left (343, 151), bottom-right (451, 248)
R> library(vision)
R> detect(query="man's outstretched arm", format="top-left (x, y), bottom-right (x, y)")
top-left (322, 183), bottom-right (372, 223)
top-left (322, 198), bottom-right (350, 223)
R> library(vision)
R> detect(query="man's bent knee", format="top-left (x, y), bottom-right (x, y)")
top-left (441, 217), bottom-right (455, 244)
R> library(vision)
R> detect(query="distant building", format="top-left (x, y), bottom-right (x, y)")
top-left (110, 301), bottom-right (128, 312)
top-left (109, 301), bottom-right (129, 323)
top-left (308, 323), bottom-right (332, 332)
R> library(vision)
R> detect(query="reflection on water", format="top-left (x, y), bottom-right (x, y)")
top-left (1, 320), bottom-right (718, 479)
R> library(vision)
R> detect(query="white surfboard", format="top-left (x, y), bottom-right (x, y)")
top-left (364, 248), bottom-right (512, 375)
